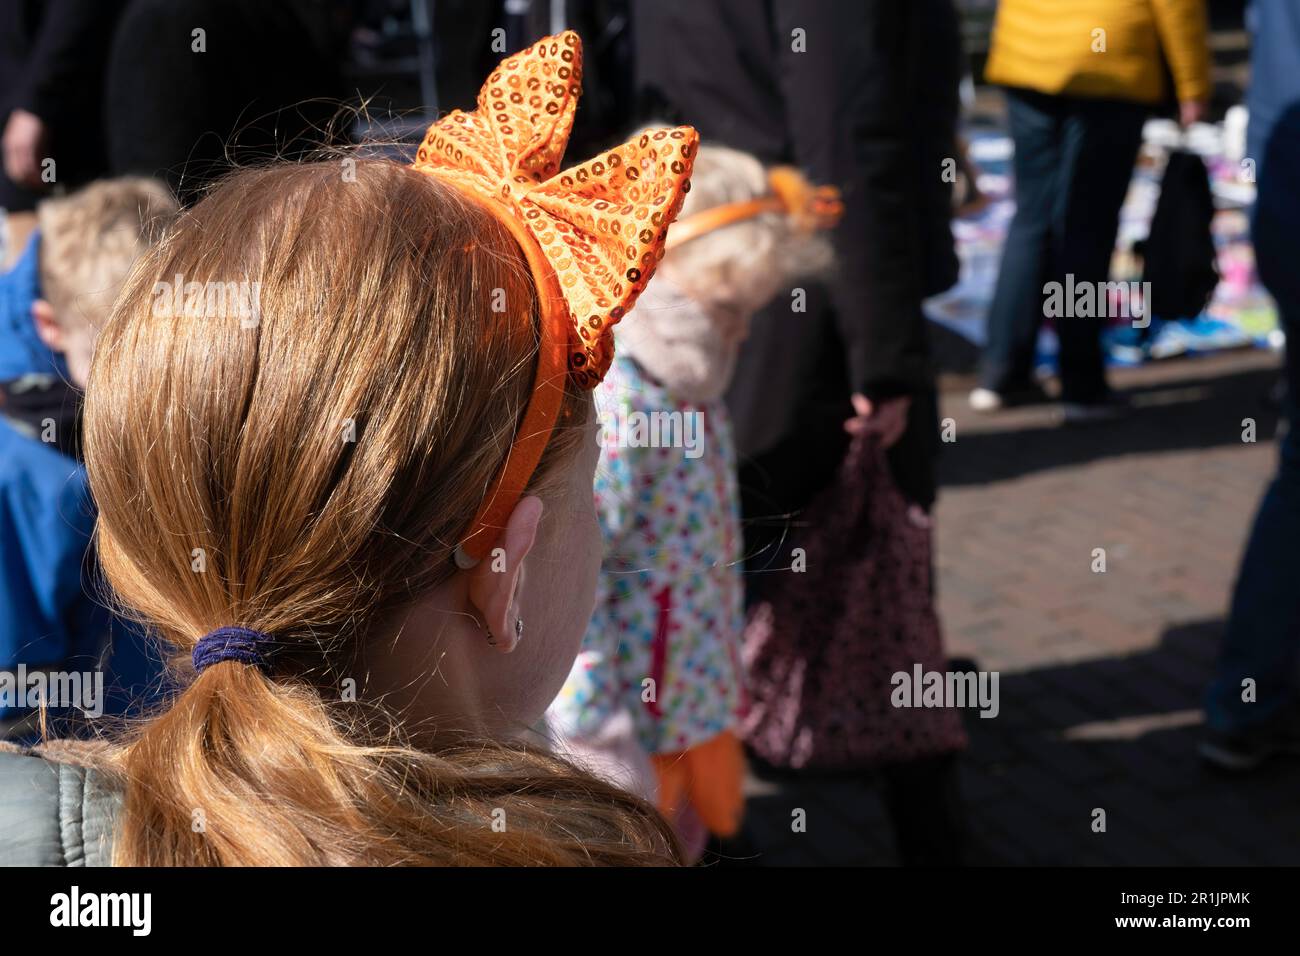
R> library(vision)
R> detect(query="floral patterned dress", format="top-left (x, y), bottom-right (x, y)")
top-left (548, 353), bottom-right (746, 756)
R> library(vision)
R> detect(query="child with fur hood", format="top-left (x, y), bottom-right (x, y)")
top-left (547, 142), bottom-right (838, 854)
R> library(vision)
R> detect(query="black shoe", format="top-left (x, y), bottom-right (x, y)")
top-left (1199, 710), bottom-right (1300, 772)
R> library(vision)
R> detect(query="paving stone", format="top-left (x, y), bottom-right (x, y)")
top-left (744, 353), bottom-right (1300, 866)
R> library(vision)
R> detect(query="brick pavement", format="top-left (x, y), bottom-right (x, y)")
top-left (733, 348), bottom-right (1300, 866)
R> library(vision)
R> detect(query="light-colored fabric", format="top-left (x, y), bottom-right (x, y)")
top-left (613, 275), bottom-right (737, 404)
top-left (984, 0), bottom-right (1211, 105)
top-left (0, 749), bottom-right (119, 866)
top-left (545, 710), bottom-right (658, 803)
top-left (548, 352), bottom-right (746, 756)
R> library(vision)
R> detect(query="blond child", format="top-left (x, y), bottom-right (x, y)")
top-left (0, 178), bottom-right (177, 734)
top-left (32, 178), bottom-right (177, 389)
top-left (0, 33), bottom-right (701, 865)
top-left (548, 144), bottom-right (838, 852)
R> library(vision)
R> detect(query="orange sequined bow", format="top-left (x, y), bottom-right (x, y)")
top-left (411, 30), bottom-right (698, 565)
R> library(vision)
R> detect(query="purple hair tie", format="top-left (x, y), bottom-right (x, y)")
top-left (192, 626), bottom-right (272, 673)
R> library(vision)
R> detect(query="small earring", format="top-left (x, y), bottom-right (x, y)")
top-left (485, 628), bottom-right (497, 646)
top-left (514, 617), bottom-right (524, 643)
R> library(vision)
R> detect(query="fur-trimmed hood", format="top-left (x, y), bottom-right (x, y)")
top-left (614, 275), bottom-right (738, 404)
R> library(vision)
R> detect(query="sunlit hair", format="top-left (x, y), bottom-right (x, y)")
top-left (75, 159), bottom-right (678, 865)
top-left (37, 177), bottom-right (178, 333)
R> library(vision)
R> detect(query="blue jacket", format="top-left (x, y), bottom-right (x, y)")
top-left (0, 419), bottom-right (164, 724)
top-left (0, 230), bottom-right (65, 382)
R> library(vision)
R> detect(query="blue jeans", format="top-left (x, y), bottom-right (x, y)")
top-left (980, 89), bottom-right (1146, 403)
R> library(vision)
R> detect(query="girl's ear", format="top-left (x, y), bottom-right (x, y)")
top-left (31, 299), bottom-right (63, 353)
top-left (465, 495), bottom-right (544, 653)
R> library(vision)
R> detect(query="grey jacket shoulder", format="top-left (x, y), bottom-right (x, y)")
top-left (0, 749), bottom-right (120, 866)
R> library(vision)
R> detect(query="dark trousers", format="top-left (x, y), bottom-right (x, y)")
top-left (1207, 392), bottom-right (1300, 733)
top-left (1205, 102), bottom-right (1300, 733)
top-left (980, 89), bottom-right (1146, 403)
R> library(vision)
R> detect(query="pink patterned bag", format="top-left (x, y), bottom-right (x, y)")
top-left (740, 433), bottom-right (968, 770)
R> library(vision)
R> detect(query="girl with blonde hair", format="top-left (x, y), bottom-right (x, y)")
top-left (0, 32), bottom-right (698, 867)
top-left (547, 142), bottom-right (839, 856)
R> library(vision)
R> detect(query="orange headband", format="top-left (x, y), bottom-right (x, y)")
top-left (411, 31), bottom-right (697, 567)
top-left (665, 166), bottom-right (843, 251)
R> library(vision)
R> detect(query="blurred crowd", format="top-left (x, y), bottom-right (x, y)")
top-left (0, 0), bottom-right (1295, 866)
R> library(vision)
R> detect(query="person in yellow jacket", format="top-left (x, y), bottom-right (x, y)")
top-left (972, 0), bottom-right (1211, 419)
